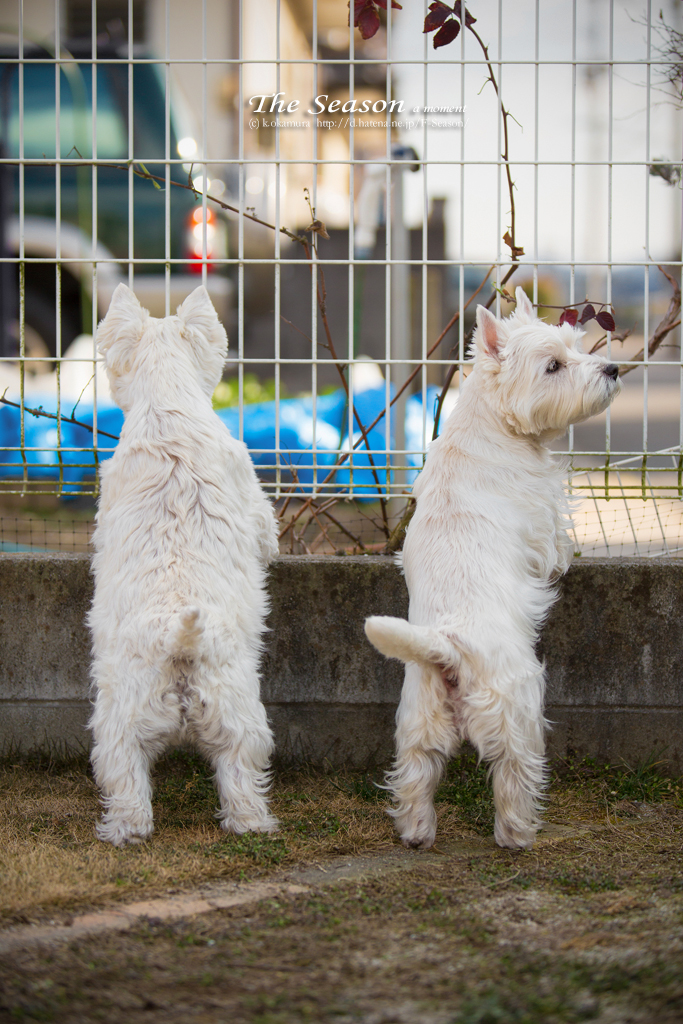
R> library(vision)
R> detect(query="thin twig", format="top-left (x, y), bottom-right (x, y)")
top-left (280, 315), bottom-right (314, 345)
top-left (484, 869), bottom-right (522, 890)
top-left (318, 504), bottom-right (366, 551)
top-left (70, 372), bottom-right (96, 420)
top-left (60, 156), bottom-right (308, 245)
top-left (619, 266), bottom-right (681, 375)
top-left (293, 530), bottom-right (313, 555)
top-left (589, 328), bottom-right (633, 354)
top-left (308, 521), bottom-right (333, 553)
top-left (427, 265), bottom-right (495, 358)
top-left (300, 235), bottom-right (390, 536)
top-left (467, 24), bottom-right (524, 262)
top-left (307, 506), bottom-right (337, 551)
top-left (539, 300), bottom-right (616, 310)
top-left (278, 266), bottom-right (498, 541)
top-left (0, 390), bottom-right (120, 440)
top-left (432, 265), bottom-right (521, 443)
top-left (428, 16), bottom-right (529, 442)
top-left (384, 498), bottom-right (416, 555)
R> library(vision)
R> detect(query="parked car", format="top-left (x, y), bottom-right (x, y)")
top-left (0, 40), bottom-right (229, 363)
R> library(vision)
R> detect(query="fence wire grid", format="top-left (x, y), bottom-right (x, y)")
top-left (0, 0), bottom-right (681, 557)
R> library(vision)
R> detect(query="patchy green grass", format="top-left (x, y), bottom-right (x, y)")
top-left (435, 746), bottom-right (495, 834)
top-left (551, 750), bottom-right (681, 804)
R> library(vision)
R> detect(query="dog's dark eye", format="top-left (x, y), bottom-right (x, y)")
top-left (546, 359), bottom-right (561, 374)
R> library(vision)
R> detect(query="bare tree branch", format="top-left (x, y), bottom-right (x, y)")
top-left (619, 266), bottom-right (682, 375)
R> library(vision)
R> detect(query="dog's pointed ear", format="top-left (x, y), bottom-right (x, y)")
top-left (177, 286), bottom-right (220, 338)
top-left (107, 282), bottom-right (145, 319)
top-left (177, 285), bottom-right (228, 393)
top-left (475, 305), bottom-right (503, 367)
top-left (515, 287), bottom-right (534, 321)
top-left (97, 283), bottom-right (148, 369)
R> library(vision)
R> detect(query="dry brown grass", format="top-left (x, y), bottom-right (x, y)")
top-left (1, 747), bottom-right (680, 929)
top-left (0, 753), bottom-right (392, 925)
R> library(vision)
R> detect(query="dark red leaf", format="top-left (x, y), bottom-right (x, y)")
top-left (375, 0), bottom-right (403, 8)
top-left (579, 303), bottom-right (596, 324)
top-left (353, 0), bottom-right (367, 19)
top-left (424, 6), bottom-right (451, 31)
top-left (452, 0), bottom-right (476, 26)
top-left (596, 310), bottom-right (616, 332)
top-left (433, 18), bottom-right (461, 47)
top-left (559, 309), bottom-right (579, 327)
top-left (357, 3), bottom-right (381, 38)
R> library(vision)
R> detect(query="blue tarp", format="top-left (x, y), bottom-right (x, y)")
top-left (0, 394), bottom-right (123, 492)
top-left (0, 383), bottom-right (403, 497)
top-left (216, 390), bottom-right (346, 490)
top-left (334, 384), bottom-right (396, 497)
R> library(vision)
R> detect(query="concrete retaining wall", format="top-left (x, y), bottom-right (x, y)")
top-left (1, 554), bottom-right (682, 772)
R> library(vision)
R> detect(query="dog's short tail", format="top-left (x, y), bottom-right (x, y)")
top-left (364, 616), bottom-right (462, 673)
top-left (167, 606), bottom-right (205, 659)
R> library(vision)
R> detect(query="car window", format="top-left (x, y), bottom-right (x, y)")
top-left (5, 61), bottom-right (127, 159)
top-left (130, 63), bottom-right (173, 161)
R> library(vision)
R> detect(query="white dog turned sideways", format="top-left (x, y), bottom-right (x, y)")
top-left (89, 283), bottom-right (279, 846)
top-left (365, 287), bottom-right (621, 851)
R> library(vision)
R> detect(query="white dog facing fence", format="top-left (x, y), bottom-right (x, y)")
top-left (89, 284), bottom-right (279, 847)
top-left (366, 288), bottom-right (622, 851)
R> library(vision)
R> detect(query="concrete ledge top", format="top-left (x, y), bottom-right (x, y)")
top-left (3, 552), bottom-right (683, 566)
top-left (2, 552), bottom-right (683, 769)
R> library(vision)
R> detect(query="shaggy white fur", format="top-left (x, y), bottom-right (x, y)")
top-left (365, 287), bottom-right (621, 851)
top-left (89, 283), bottom-right (279, 846)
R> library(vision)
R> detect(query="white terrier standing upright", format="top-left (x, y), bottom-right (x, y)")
top-left (366, 288), bottom-right (621, 850)
top-left (89, 284), bottom-right (279, 846)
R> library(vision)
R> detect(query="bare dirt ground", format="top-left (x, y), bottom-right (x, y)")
top-left (0, 750), bottom-right (681, 1023)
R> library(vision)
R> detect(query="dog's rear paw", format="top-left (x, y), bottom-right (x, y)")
top-left (494, 816), bottom-right (537, 850)
top-left (219, 811), bottom-right (279, 836)
top-left (393, 807), bottom-right (437, 850)
top-left (96, 815), bottom-right (154, 847)
top-left (402, 833), bottom-right (435, 851)
top-left (252, 815), bottom-right (279, 835)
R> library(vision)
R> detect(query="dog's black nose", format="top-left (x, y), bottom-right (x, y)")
top-left (603, 363), bottom-right (619, 380)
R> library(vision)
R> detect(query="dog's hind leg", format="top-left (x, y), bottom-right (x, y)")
top-left (464, 673), bottom-right (547, 850)
top-left (190, 668), bottom-right (278, 835)
top-left (90, 664), bottom-right (180, 847)
top-left (386, 661), bottom-right (460, 850)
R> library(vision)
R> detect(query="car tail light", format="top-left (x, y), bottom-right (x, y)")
top-left (185, 205), bottom-right (226, 273)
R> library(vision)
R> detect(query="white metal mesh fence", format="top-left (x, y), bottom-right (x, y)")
top-left (0, 0), bottom-right (681, 555)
